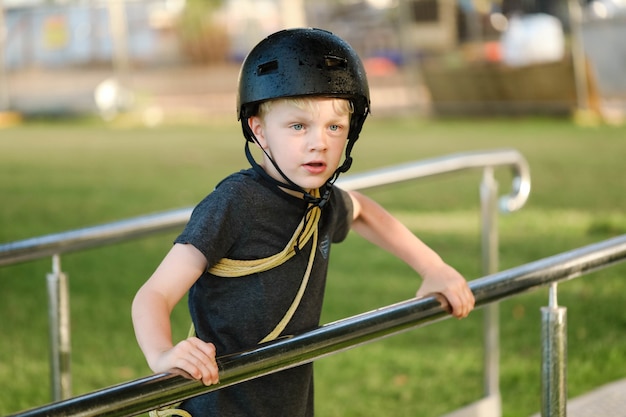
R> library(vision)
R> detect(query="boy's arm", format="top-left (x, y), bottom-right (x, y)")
top-left (348, 190), bottom-right (475, 319)
top-left (131, 243), bottom-right (220, 385)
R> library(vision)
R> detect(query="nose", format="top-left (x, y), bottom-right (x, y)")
top-left (308, 128), bottom-right (328, 151)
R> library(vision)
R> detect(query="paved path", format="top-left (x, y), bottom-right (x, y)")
top-left (442, 378), bottom-right (626, 417)
top-left (531, 378), bottom-right (626, 417)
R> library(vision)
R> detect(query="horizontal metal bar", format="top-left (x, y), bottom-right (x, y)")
top-left (0, 208), bottom-right (192, 266)
top-left (338, 148), bottom-right (530, 213)
top-left (0, 149), bottom-right (529, 267)
top-left (9, 234), bottom-right (626, 417)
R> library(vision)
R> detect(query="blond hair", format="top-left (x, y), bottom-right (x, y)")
top-left (257, 97), bottom-right (354, 119)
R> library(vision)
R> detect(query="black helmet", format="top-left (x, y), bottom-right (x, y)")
top-left (237, 28), bottom-right (370, 145)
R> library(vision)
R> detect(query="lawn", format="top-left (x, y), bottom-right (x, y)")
top-left (1, 116), bottom-right (625, 417)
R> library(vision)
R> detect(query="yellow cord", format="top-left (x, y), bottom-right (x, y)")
top-left (152, 190), bottom-right (323, 417)
top-left (149, 408), bottom-right (192, 417)
top-left (259, 219), bottom-right (318, 343)
top-left (208, 188), bottom-right (321, 343)
top-left (208, 192), bottom-right (321, 277)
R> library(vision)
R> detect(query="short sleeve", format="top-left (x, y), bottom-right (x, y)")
top-left (329, 186), bottom-right (353, 243)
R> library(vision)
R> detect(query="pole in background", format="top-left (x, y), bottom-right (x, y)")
top-left (568, 0), bottom-right (598, 125)
top-left (0, 0), bottom-right (10, 112)
top-left (96, 0), bottom-right (133, 119)
top-left (108, 0), bottom-right (130, 88)
top-left (0, 0), bottom-right (22, 126)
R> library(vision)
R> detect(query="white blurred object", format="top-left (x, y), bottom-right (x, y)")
top-left (586, 0), bottom-right (626, 19)
top-left (501, 13), bottom-right (565, 67)
top-left (94, 78), bottom-right (133, 121)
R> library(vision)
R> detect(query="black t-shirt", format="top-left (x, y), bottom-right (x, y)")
top-left (174, 168), bottom-right (353, 417)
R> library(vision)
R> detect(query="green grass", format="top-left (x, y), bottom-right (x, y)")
top-left (1, 116), bottom-right (626, 417)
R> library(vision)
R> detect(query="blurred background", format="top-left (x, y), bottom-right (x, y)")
top-left (1, 0), bottom-right (625, 125)
top-left (2, 2), bottom-right (626, 416)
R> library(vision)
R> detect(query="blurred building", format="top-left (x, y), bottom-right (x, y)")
top-left (2, 0), bottom-right (625, 121)
top-left (3, 0), bottom-right (186, 69)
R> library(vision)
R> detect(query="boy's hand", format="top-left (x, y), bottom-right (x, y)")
top-left (416, 263), bottom-right (475, 319)
top-left (151, 338), bottom-right (220, 386)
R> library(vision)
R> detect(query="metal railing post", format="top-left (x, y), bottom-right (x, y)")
top-left (46, 254), bottom-right (72, 400)
top-left (8, 235), bottom-right (625, 417)
top-left (480, 167), bottom-right (501, 413)
top-left (541, 283), bottom-right (567, 417)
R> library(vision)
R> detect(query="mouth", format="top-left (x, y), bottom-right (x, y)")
top-left (303, 161), bottom-right (327, 174)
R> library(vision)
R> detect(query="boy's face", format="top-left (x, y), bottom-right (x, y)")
top-left (248, 98), bottom-right (350, 193)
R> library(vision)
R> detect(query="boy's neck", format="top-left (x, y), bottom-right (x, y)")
top-left (280, 187), bottom-right (308, 199)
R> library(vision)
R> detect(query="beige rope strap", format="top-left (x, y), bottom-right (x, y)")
top-left (150, 190), bottom-right (323, 417)
top-left (209, 188), bottom-right (322, 343)
top-left (258, 218), bottom-right (318, 343)
top-left (207, 192), bottom-right (321, 277)
top-left (150, 408), bottom-right (192, 417)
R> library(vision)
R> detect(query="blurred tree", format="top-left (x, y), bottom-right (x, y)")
top-left (177, 0), bottom-right (229, 64)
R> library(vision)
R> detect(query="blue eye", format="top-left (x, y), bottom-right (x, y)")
top-left (292, 123), bottom-right (304, 131)
top-left (329, 125), bottom-right (339, 131)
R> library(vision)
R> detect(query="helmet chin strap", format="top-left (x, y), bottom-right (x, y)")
top-left (243, 120), bottom-right (341, 208)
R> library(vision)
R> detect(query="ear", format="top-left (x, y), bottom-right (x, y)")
top-left (248, 116), bottom-right (268, 150)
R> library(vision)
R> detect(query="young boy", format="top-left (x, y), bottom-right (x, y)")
top-left (132, 28), bottom-right (475, 417)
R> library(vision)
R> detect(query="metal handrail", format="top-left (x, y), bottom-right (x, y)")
top-left (0, 148), bottom-right (529, 266)
top-left (8, 234), bottom-right (626, 417)
top-left (0, 148), bottom-right (530, 409)
top-left (0, 208), bottom-right (193, 266)
top-left (338, 148), bottom-right (530, 213)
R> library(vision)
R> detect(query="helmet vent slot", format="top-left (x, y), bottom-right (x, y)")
top-left (324, 56), bottom-right (348, 70)
top-left (257, 60), bottom-right (279, 75)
